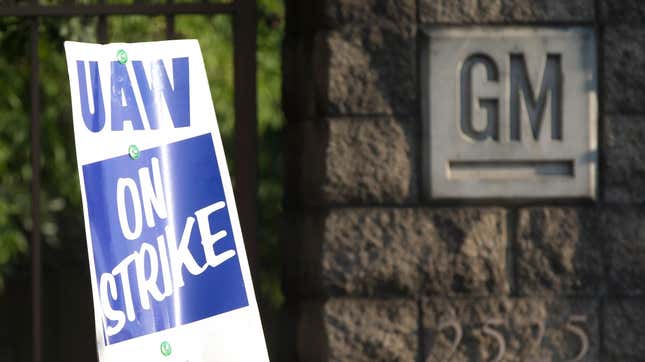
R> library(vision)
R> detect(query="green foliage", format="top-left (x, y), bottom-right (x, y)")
top-left (0, 18), bottom-right (31, 290)
top-left (0, 17), bottom-right (86, 289)
top-left (0, 1), bottom-right (285, 309)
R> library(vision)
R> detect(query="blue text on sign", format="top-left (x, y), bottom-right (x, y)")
top-left (76, 57), bottom-right (190, 132)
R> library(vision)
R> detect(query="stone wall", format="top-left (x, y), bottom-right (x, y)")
top-left (283, 0), bottom-right (645, 361)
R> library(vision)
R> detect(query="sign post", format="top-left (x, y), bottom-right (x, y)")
top-left (65, 40), bottom-right (268, 361)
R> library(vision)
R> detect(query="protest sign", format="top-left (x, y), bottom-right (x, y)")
top-left (65, 40), bottom-right (268, 361)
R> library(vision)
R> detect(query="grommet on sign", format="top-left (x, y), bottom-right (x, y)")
top-left (116, 49), bottom-right (128, 64)
top-left (128, 144), bottom-right (140, 159)
top-left (160, 341), bottom-right (172, 357)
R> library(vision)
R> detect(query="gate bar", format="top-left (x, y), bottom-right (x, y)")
top-left (233, 0), bottom-right (258, 273)
top-left (166, 0), bottom-right (175, 39)
top-left (97, 0), bottom-right (108, 43)
top-left (0, 3), bottom-right (235, 17)
top-left (30, 13), bottom-right (42, 362)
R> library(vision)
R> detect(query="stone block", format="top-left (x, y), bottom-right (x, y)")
top-left (419, 0), bottom-right (594, 24)
top-left (601, 0), bottom-right (645, 23)
top-left (603, 115), bottom-right (645, 203)
top-left (516, 208), bottom-right (604, 296)
top-left (603, 299), bottom-right (645, 361)
top-left (600, 209), bottom-right (645, 296)
top-left (299, 208), bottom-right (509, 297)
top-left (320, 0), bottom-right (416, 31)
top-left (314, 24), bottom-right (416, 116)
top-left (420, 0), bottom-right (503, 23)
top-left (502, 0), bottom-right (594, 22)
top-left (298, 299), bottom-right (418, 362)
top-left (300, 117), bottom-right (416, 204)
top-left (422, 298), bottom-right (599, 361)
top-left (603, 26), bottom-right (645, 114)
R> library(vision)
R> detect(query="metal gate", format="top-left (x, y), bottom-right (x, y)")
top-left (0, 1), bottom-right (257, 361)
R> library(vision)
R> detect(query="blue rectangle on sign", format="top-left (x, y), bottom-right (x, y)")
top-left (83, 133), bottom-right (248, 344)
